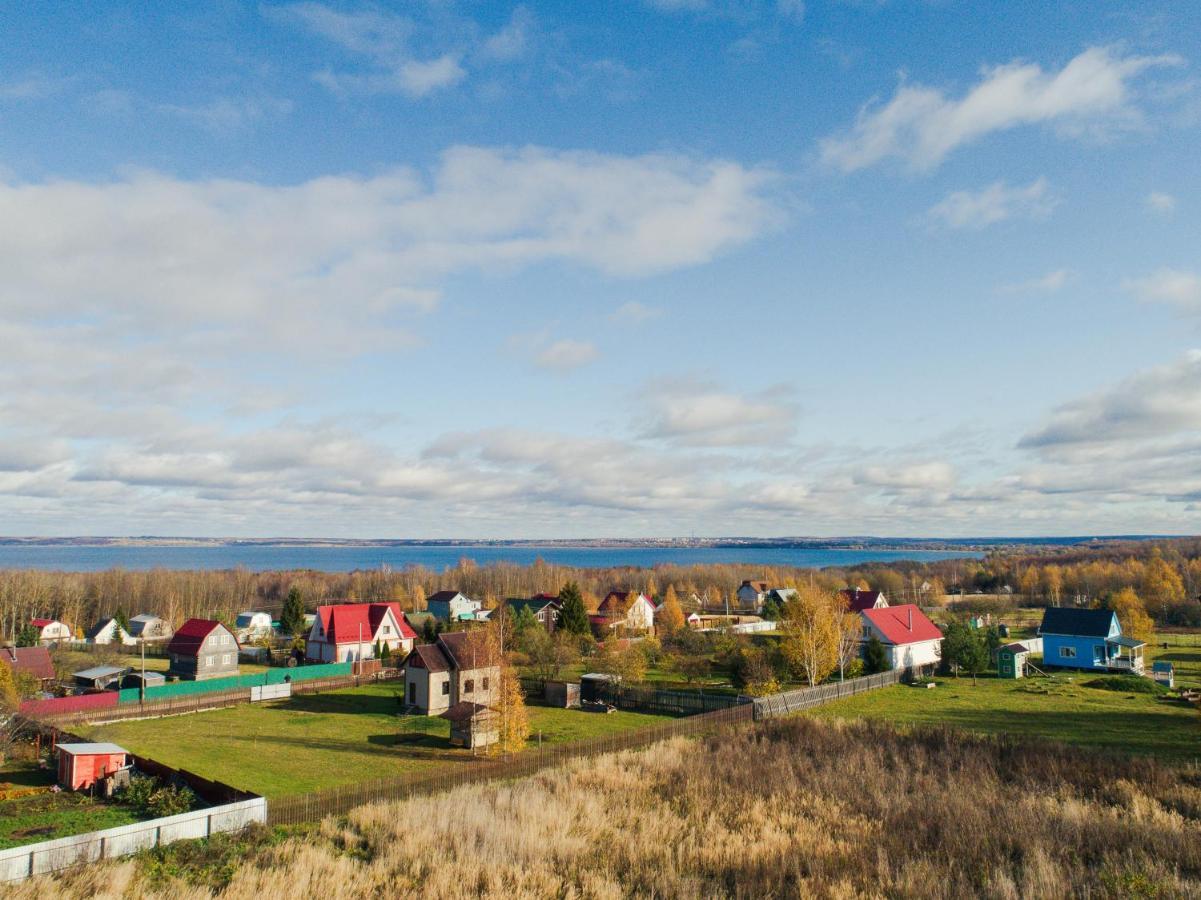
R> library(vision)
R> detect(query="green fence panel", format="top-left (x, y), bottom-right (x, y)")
top-left (116, 661), bottom-right (354, 702)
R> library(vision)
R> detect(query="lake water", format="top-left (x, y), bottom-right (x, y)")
top-left (0, 544), bottom-right (983, 573)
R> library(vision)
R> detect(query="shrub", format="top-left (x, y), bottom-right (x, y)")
top-left (117, 774), bottom-right (196, 818)
top-left (1083, 675), bottom-right (1169, 696)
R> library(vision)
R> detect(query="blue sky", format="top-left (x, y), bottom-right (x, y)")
top-left (1, 1), bottom-right (1199, 538)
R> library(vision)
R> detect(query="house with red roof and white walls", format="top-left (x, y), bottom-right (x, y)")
top-left (167, 619), bottom-right (240, 681)
top-left (30, 618), bottom-right (72, 645)
top-left (859, 604), bottom-right (943, 674)
top-left (591, 590), bottom-right (655, 636)
top-left (305, 602), bottom-right (417, 664)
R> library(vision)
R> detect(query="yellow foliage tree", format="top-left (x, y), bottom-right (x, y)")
top-left (1141, 552), bottom-right (1185, 616)
top-left (0, 660), bottom-right (18, 712)
top-left (780, 583), bottom-right (840, 686)
top-left (1108, 587), bottom-right (1155, 644)
top-left (657, 585), bottom-right (685, 636)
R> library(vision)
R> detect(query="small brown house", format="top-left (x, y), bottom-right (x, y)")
top-left (441, 701), bottom-right (499, 750)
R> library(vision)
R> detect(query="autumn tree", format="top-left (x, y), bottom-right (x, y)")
top-left (780, 584), bottom-right (840, 686)
top-left (656, 586), bottom-right (685, 636)
top-left (1106, 587), bottom-right (1155, 644)
top-left (1141, 551), bottom-right (1185, 618)
top-left (0, 660), bottom-right (18, 712)
top-left (834, 605), bottom-right (862, 681)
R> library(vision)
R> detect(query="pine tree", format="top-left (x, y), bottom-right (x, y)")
top-left (113, 607), bottom-right (131, 634)
top-left (280, 587), bottom-right (306, 636)
top-left (863, 635), bottom-right (889, 674)
top-left (557, 582), bottom-right (590, 636)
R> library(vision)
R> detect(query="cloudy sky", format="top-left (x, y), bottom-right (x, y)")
top-left (1, 1), bottom-right (1199, 538)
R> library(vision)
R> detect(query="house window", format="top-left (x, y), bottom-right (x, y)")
top-left (222, 654), bottom-right (231, 666)
top-left (382, 626), bottom-right (391, 635)
top-left (1059, 646), bottom-right (1076, 659)
top-left (441, 681), bottom-right (450, 696)
top-left (464, 679), bottom-right (475, 694)
top-left (205, 655), bottom-right (214, 667)
top-left (482, 677), bottom-right (490, 691)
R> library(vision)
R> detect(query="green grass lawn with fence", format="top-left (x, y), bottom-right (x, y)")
top-left (809, 673), bottom-right (1201, 763)
top-left (83, 683), bottom-right (671, 798)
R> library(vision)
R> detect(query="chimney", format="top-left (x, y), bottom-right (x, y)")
top-left (907, 608), bottom-right (913, 631)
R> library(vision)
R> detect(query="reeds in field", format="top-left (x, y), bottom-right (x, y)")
top-left (9, 717), bottom-right (1201, 899)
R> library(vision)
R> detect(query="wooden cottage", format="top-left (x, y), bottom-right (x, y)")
top-left (167, 619), bottom-right (240, 681)
top-left (441, 701), bottom-right (499, 749)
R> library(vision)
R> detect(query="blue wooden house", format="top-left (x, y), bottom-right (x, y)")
top-left (1038, 608), bottom-right (1145, 674)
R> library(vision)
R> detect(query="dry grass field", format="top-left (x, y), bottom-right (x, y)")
top-left (11, 715), bottom-right (1201, 899)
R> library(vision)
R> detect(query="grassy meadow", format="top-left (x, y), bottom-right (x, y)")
top-left (83, 683), bottom-right (671, 798)
top-left (13, 716), bottom-right (1201, 899)
top-left (810, 673), bottom-right (1201, 762)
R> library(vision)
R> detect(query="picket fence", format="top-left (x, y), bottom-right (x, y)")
top-left (751, 669), bottom-right (903, 719)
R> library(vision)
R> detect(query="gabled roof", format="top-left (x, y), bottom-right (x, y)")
top-left (127, 614), bottom-right (169, 637)
top-left (314, 602), bottom-right (417, 645)
top-left (438, 631), bottom-right (497, 669)
top-left (862, 604), bottom-right (942, 645)
top-left (1, 646), bottom-right (54, 680)
top-left (1038, 607), bottom-right (1117, 639)
top-left (598, 591), bottom-right (647, 615)
top-left (31, 618), bottom-right (56, 628)
top-left (86, 618), bottom-right (129, 641)
top-left (503, 597), bottom-right (561, 615)
top-left (167, 618), bottom-right (234, 656)
top-left (999, 642), bottom-right (1029, 654)
top-left (407, 643), bottom-right (451, 672)
top-left (739, 580), bottom-right (769, 592)
top-left (840, 589), bottom-right (886, 612)
top-left (426, 590), bottom-right (470, 605)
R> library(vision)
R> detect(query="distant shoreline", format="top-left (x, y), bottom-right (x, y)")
top-left (0, 534), bottom-right (1183, 552)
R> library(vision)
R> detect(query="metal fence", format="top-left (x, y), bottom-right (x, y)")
top-left (751, 670), bottom-right (902, 719)
top-left (266, 703), bottom-right (753, 826)
top-left (30, 671), bottom-right (403, 726)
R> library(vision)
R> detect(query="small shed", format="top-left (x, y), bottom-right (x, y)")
top-left (120, 671), bottom-right (166, 690)
top-left (1152, 661), bottom-right (1175, 689)
top-left (579, 673), bottom-right (621, 703)
top-left (440, 701), bottom-right (499, 750)
top-left (72, 665), bottom-right (130, 692)
top-left (544, 680), bottom-right (581, 708)
top-left (997, 642), bottom-right (1031, 679)
top-left (57, 742), bottom-right (130, 791)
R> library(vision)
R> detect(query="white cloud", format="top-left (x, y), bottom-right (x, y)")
top-left (928, 178), bottom-right (1056, 230)
top-left (157, 96), bottom-right (294, 132)
top-left (481, 7), bottom-right (534, 63)
top-left (0, 146), bottom-right (776, 350)
top-left (0, 73), bottom-right (70, 101)
top-left (1146, 191), bottom-right (1177, 214)
top-left (821, 47), bottom-right (1180, 172)
top-left (610, 301), bottom-right (663, 324)
top-left (855, 461), bottom-right (957, 492)
top-left (641, 379), bottom-right (799, 447)
top-left (1123, 268), bottom-right (1201, 310)
top-left (533, 339), bottom-right (599, 372)
top-left (1019, 350), bottom-right (1201, 449)
top-left (999, 268), bottom-right (1074, 294)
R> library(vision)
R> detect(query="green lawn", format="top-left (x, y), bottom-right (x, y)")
top-left (84, 683), bottom-right (671, 798)
top-left (1149, 632), bottom-right (1201, 689)
top-left (810, 674), bottom-right (1201, 763)
top-left (0, 763), bottom-right (141, 849)
top-left (52, 648), bottom-right (270, 677)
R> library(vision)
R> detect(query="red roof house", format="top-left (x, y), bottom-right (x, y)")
top-left (860, 604), bottom-right (943, 672)
top-left (29, 618), bottom-right (72, 644)
top-left (840, 588), bottom-right (889, 612)
top-left (306, 602), bottom-right (417, 663)
top-left (1, 646), bottom-right (56, 685)
top-left (167, 618), bottom-right (240, 681)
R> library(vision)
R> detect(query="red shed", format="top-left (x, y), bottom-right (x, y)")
top-left (57, 742), bottom-right (130, 791)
